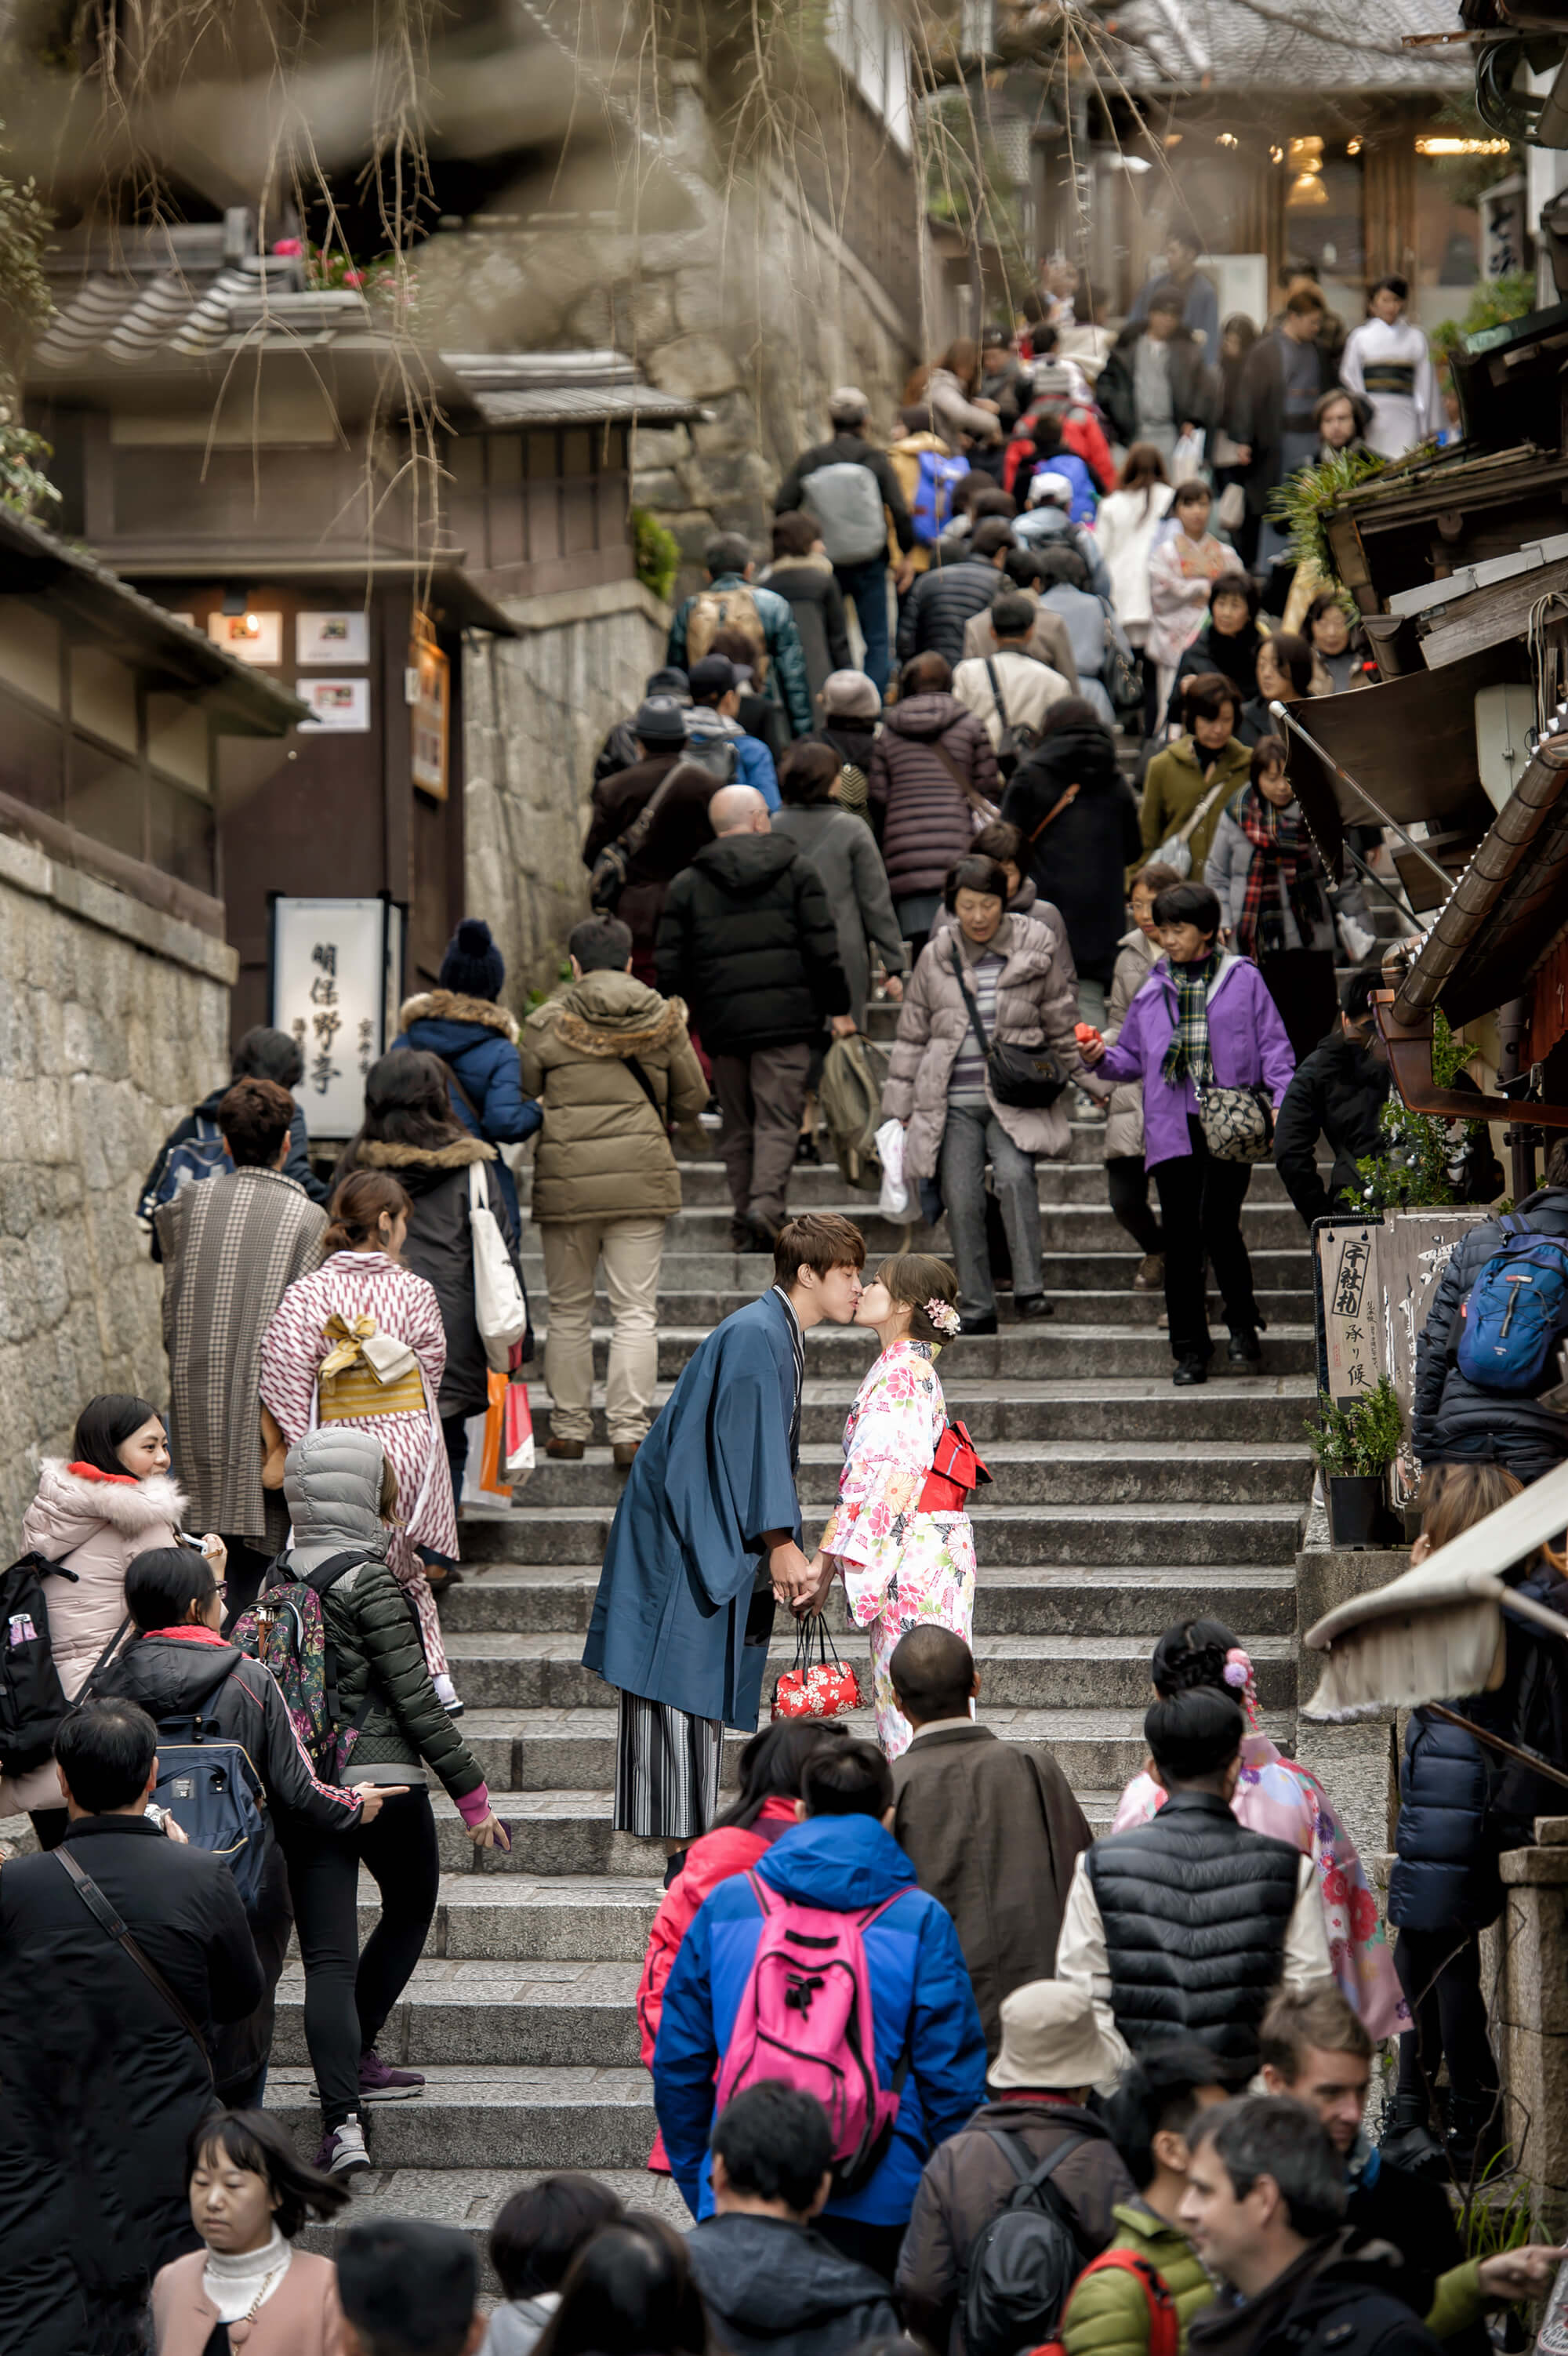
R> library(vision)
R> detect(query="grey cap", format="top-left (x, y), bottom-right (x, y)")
top-left (828, 384), bottom-right (869, 425)
top-left (634, 695), bottom-right (690, 746)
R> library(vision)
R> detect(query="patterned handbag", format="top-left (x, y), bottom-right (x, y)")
top-left (771, 1613), bottom-right (861, 1722)
top-left (1196, 1082), bottom-right (1276, 1164)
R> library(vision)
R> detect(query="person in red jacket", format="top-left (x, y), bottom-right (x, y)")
top-left (638, 1717), bottom-right (851, 2170)
top-left (1003, 349), bottom-right (1116, 499)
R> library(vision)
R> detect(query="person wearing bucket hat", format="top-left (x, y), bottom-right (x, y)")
top-left (593, 666), bottom-right (692, 787)
top-left (898, 1980), bottom-right (1135, 2356)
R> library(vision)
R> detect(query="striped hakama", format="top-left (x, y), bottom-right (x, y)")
top-left (614, 1693), bottom-right (724, 1839)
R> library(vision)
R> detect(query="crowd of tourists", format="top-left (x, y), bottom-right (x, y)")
top-left (4, 241), bottom-right (1564, 2356)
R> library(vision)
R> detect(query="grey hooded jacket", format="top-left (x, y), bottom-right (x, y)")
top-left (278, 1429), bottom-right (485, 1799)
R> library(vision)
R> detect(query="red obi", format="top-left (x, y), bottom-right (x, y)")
top-left (917, 1420), bottom-right (992, 1514)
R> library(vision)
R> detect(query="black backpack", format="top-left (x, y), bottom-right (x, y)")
top-left (0, 1554), bottom-right (129, 1776)
top-left (964, 2129), bottom-right (1091, 2356)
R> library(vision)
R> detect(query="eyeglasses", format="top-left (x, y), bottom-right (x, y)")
top-left (214, 1581), bottom-right (228, 1600)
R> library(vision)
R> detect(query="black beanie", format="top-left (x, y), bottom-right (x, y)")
top-left (439, 917), bottom-right (504, 1002)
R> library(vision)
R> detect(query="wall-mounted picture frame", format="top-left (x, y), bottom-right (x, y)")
top-left (208, 610), bottom-right (283, 666)
top-left (296, 677), bottom-right (372, 732)
top-left (296, 610), bottom-right (370, 666)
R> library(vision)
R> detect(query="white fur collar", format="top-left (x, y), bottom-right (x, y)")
top-left (36, 1458), bottom-right (188, 1532)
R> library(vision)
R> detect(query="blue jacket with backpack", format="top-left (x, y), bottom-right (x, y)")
top-left (652, 1812), bottom-right (988, 2228)
top-left (138, 1087), bottom-right (328, 1258)
top-left (1388, 1704), bottom-right (1506, 1933)
top-left (391, 989), bottom-right (541, 1228)
top-left (1413, 1186), bottom-right (1568, 1487)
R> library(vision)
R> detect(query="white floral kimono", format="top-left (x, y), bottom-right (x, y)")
top-left (820, 1338), bottom-right (977, 1759)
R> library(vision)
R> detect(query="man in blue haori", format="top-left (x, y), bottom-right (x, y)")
top-left (584, 1211), bottom-right (866, 1839)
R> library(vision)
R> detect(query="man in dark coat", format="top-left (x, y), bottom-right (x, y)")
top-left (1054, 1690), bottom-right (1333, 2077)
top-left (775, 388), bottom-right (916, 696)
top-left (1096, 293), bottom-right (1217, 455)
top-left (761, 512), bottom-right (855, 713)
top-left (1232, 289), bottom-right (1335, 561)
top-left (0, 1698), bottom-right (264, 2356)
top-left (1184, 2097), bottom-right (1442, 2356)
top-left (890, 1626), bottom-right (1091, 2057)
top-left (896, 517), bottom-right (1014, 668)
top-left (897, 1978), bottom-right (1135, 2356)
top-left (687, 2082), bottom-right (898, 2356)
top-left (1000, 702), bottom-right (1143, 1025)
top-left (584, 701), bottom-right (719, 980)
top-left (1412, 1140), bottom-right (1568, 1487)
top-left (1273, 969), bottom-right (1391, 1229)
top-left (655, 782), bottom-right (853, 1250)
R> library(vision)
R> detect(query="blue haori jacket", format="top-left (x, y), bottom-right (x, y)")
top-left (582, 1291), bottom-right (803, 1730)
top-left (653, 1813), bottom-right (989, 2227)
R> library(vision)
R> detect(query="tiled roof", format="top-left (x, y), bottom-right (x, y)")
top-left (440, 350), bottom-right (710, 428)
top-left (1098, 0), bottom-right (1471, 93)
top-left (32, 253), bottom-right (376, 375)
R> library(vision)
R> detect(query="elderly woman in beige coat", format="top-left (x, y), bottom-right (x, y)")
top-left (519, 911), bottom-right (709, 1465)
top-left (2, 1392), bottom-right (205, 1847)
top-left (1102, 861), bottom-right (1182, 1294)
top-left (884, 852), bottom-right (1102, 1334)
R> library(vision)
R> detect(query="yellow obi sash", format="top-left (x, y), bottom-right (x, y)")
top-left (318, 1314), bottom-right (426, 1421)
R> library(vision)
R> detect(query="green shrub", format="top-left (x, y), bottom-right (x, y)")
top-left (1304, 1377), bottom-right (1403, 1476)
top-left (633, 506), bottom-right (681, 604)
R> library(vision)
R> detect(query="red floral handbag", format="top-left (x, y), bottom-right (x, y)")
top-left (771, 1614), bottom-right (861, 1722)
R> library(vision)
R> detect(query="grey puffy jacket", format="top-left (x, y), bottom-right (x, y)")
top-left (278, 1429), bottom-right (485, 1800)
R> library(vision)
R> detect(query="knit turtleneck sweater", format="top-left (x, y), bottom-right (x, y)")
top-left (203, 2224), bottom-right (292, 2322)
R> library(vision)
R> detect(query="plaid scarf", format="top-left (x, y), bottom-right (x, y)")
top-left (1160, 950), bottom-right (1222, 1087)
top-left (1236, 785), bottom-right (1324, 958)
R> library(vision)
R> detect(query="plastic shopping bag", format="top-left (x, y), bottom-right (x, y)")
top-left (503, 1379), bottom-right (535, 1482)
top-left (876, 1117), bottom-right (910, 1220)
top-left (1171, 427), bottom-right (1206, 480)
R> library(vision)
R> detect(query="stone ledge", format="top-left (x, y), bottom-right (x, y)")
top-left (1501, 1846), bottom-right (1568, 1886)
top-left (0, 825), bottom-right (238, 986)
top-left (499, 576), bottom-right (671, 637)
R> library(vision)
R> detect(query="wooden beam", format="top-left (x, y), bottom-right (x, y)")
top-left (1419, 554), bottom-right (1568, 669)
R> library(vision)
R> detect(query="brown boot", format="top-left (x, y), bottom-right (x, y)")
top-left (612, 1440), bottom-right (641, 1468)
top-left (545, 1436), bottom-right (585, 1460)
top-left (1133, 1254), bottom-right (1165, 1291)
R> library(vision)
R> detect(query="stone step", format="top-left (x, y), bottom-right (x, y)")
top-left (531, 1287), bottom-right (1314, 1336)
top-left (440, 1628), bottom-right (1297, 1714)
top-left (294, 2169), bottom-right (693, 2283)
top-left (516, 1439), bottom-right (1314, 1510)
top-left (463, 1499), bottom-right (1305, 1570)
top-left (651, 1160), bottom-right (1305, 1210)
top-left (274, 1956), bottom-right (644, 2068)
top-left (658, 1203), bottom-right (1311, 1254)
top-left (519, 1247), bottom-right (1314, 1295)
top-left (538, 1324), bottom-right (1319, 1383)
top-left (451, 1701), bottom-right (1298, 1799)
top-left (266, 2063), bottom-right (657, 2170)
top-left (440, 1561), bottom-right (1298, 1639)
top-left (521, 1377), bottom-right (1316, 1450)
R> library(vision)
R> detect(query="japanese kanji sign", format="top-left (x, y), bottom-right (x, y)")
top-left (269, 896), bottom-right (401, 1138)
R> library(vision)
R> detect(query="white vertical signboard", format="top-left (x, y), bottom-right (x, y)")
top-left (269, 897), bottom-right (401, 1138)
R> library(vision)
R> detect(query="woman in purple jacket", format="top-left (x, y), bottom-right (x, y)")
top-left (1083, 879), bottom-right (1294, 1385)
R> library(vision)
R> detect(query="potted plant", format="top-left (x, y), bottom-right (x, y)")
top-left (1305, 1378), bottom-right (1403, 1549)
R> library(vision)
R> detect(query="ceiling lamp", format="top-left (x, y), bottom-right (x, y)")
top-left (1288, 171), bottom-right (1330, 207)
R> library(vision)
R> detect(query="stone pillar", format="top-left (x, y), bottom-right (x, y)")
top-left (1494, 1824), bottom-right (1568, 2235)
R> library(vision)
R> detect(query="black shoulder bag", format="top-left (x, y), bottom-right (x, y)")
top-left (54, 1847), bottom-right (214, 2079)
top-left (949, 941), bottom-right (1072, 1109)
top-left (590, 764), bottom-right (685, 913)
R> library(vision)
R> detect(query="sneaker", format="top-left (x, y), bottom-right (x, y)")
top-left (360, 2048), bottom-right (426, 2102)
top-left (433, 1672), bottom-right (464, 1718)
top-left (1133, 1254), bottom-right (1165, 1292)
top-left (1072, 1087), bottom-right (1106, 1124)
top-left (314, 2118), bottom-right (371, 2176)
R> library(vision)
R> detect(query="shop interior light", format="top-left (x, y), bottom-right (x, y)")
top-left (1415, 134), bottom-right (1512, 154)
top-left (1217, 130), bottom-right (1239, 147)
top-left (1347, 136), bottom-right (1363, 154)
top-left (1286, 133), bottom-right (1327, 207)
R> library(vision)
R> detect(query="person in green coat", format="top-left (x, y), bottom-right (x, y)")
top-left (1138, 675), bottom-right (1250, 881)
top-left (1062, 2041), bottom-right (1232, 2356)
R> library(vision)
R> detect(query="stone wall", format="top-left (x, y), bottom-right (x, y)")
top-left (0, 828), bottom-right (234, 1545)
top-left (463, 578), bottom-right (667, 1000)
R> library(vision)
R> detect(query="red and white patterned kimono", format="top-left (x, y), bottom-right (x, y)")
top-left (819, 1338), bottom-right (977, 1761)
top-left (260, 1248), bottom-right (454, 1678)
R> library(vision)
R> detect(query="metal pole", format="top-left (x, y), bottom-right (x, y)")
top-left (1427, 1704), bottom-right (1568, 1794)
top-left (1269, 700), bottom-right (1456, 895)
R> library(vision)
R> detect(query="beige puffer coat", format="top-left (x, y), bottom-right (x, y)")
top-left (1103, 923), bottom-right (1162, 1160)
top-left (2, 1460), bottom-right (187, 1816)
top-left (882, 913), bottom-right (1093, 1180)
top-left (519, 969), bottom-right (709, 1224)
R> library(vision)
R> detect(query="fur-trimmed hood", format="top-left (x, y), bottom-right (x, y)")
top-left (29, 1458), bottom-right (188, 1542)
top-left (540, 969), bottom-right (691, 1061)
top-left (354, 1136), bottom-right (495, 1169)
top-left (397, 989), bottom-right (516, 1038)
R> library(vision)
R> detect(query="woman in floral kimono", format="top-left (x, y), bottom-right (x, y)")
top-left (260, 1169), bottom-right (458, 1705)
top-left (1112, 1617), bottom-right (1406, 2038)
top-left (806, 1254), bottom-right (976, 1759)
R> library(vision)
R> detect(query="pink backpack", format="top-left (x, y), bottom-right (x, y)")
top-left (713, 1870), bottom-right (911, 2191)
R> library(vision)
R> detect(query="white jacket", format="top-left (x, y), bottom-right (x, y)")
top-left (951, 648), bottom-right (1073, 752)
top-left (1093, 483), bottom-right (1176, 632)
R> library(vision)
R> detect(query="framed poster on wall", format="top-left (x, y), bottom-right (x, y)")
top-left (296, 677), bottom-right (371, 731)
top-left (409, 618), bottom-right (449, 799)
top-left (296, 610), bottom-right (370, 666)
top-left (268, 895), bottom-right (405, 1138)
top-left (208, 610), bottom-right (282, 666)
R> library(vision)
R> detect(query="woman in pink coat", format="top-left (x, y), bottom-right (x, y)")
top-left (152, 2107), bottom-right (346, 2356)
top-left (2, 1393), bottom-right (217, 1848)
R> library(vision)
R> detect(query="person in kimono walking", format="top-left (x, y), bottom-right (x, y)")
top-left (260, 1169), bottom-right (461, 1709)
top-left (583, 1214), bottom-right (866, 1842)
top-left (1340, 277), bottom-right (1439, 460)
top-left (800, 1254), bottom-right (977, 1760)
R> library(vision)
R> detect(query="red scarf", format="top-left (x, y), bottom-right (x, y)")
top-left (1236, 785), bottom-right (1323, 958)
top-left (67, 1461), bottom-right (138, 1486)
top-left (144, 1625), bottom-right (229, 1645)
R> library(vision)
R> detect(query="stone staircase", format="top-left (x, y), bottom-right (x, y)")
top-left (276, 1015), bottom-right (1319, 2272)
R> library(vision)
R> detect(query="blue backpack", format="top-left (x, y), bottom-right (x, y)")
top-left (153, 1712), bottom-right (268, 1914)
top-left (1455, 1214), bottom-right (1568, 1392)
top-left (144, 1115), bottom-right (232, 1220)
top-left (912, 450), bottom-right (970, 545)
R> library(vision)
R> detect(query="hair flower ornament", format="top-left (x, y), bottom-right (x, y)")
top-left (1224, 1645), bottom-right (1261, 1729)
top-left (925, 1297), bottom-right (961, 1338)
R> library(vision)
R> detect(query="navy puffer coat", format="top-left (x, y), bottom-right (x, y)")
top-left (1388, 1706), bottom-right (1504, 1933)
